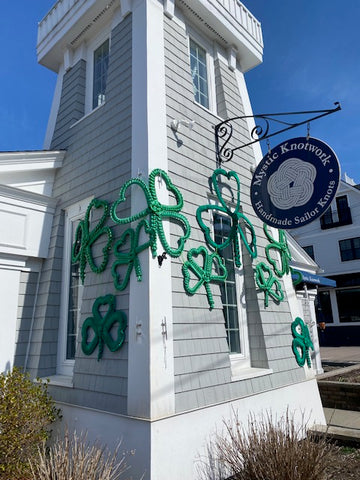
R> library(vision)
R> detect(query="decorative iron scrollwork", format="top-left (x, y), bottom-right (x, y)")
top-left (215, 102), bottom-right (341, 164)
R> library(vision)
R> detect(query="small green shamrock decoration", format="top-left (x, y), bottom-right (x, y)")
top-left (111, 219), bottom-right (156, 291)
top-left (291, 268), bottom-right (303, 286)
top-left (110, 168), bottom-right (191, 258)
top-left (255, 261), bottom-right (284, 307)
top-left (71, 198), bottom-right (113, 284)
top-left (182, 246), bottom-right (227, 310)
top-left (196, 168), bottom-right (257, 267)
top-left (263, 224), bottom-right (291, 277)
top-left (81, 294), bottom-right (127, 361)
top-left (291, 317), bottom-right (314, 367)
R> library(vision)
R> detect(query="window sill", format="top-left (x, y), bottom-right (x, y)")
top-left (231, 367), bottom-right (273, 382)
top-left (70, 102), bottom-right (105, 129)
top-left (44, 375), bottom-right (74, 388)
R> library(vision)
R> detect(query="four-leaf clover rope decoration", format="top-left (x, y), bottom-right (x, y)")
top-left (111, 219), bottom-right (156, 291)
top-left (263, 224), bottom-right (291, 277)
top-left (81, 294), bottom-right (127, 361)
top-left (110, 168), bottom-right (191, 258)
top-left (71, 198), bottom-right (113, 284)
top-left (182, 246), bottom-right (227, 310)
top-left (196, 168), bottom-right (257, 267)
top-left (291, 317), bottom-right (314, 367)
top-left (255, 262), bottom-right (284, 308)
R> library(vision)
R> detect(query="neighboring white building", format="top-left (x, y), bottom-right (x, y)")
top-left (292, 177), bottom-right (360, 346)
top-left (0, 1), bottom-right (326, 478)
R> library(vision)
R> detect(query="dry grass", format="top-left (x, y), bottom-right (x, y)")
top-left (198, 411), bottom-right (334, 480)
top-left (323, 445), bottom-right (360, 479)
top-left (30, 429), bottom-right (135, 480)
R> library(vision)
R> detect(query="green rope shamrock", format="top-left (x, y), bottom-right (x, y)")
top-left (182, 246), bottom-right (227, 310)
top-left (263, 224), bottom-right (291, 277)
top-left (111, 219), bottom-right (156, 291)
top-left (81, 294), bottom-right (127, 361)
top-left (71, 198), bottom-right (113, 284)
top-left (291, 317), bottom-right (314, 367)
top-left (255, 262), bottom-right (284, 307)
top-left (291, 268), bottom-right (303, 286)
top-left (110, 168), bottom-right (191, 258)
top-left (196, 168), bottom-right (257, 267)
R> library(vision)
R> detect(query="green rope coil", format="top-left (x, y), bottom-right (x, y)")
top-left (255, 262), bottom-right (284, 308)
top-left (263, 224), bottom-right (292, 277)
top-left (291, 268), bottom-right (303, 286)
top-left (110, 168), bottom-right (191, 258)
top-left (182, 246), bottom-right (227, 310)
top-left (71, 198), bottom-right (113, 284)
top-left (111, 219), bottom-right (156, 291)
top-left (291, 317), bottom-right (314, 367)
top-left (81, 294), bottom-right (127, 361)
top-left (196, 168), bottom-right (257, 267)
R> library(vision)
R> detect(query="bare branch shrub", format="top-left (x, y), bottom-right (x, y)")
top-left (30, 429), bottom-right (136, 480)
top-left (198, 410), bottom-right (334, 480)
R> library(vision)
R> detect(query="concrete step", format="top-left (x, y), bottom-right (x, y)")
top-left (310, 408), bottom-right (360, 445)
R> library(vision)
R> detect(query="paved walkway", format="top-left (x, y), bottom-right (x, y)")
top-left (320, 346), bottom-right (360, 364)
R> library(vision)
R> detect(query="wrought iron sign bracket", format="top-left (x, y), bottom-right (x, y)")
top-left (215, 102), bottom-right (341, 164)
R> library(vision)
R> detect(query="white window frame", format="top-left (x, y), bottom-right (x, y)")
top-left (85, 26), bottom-right (111, 115)
top-left (186, 27), bottom-right (216, 114)
top-left (208, 199), bottom-right (250, 372)
top-left (57, 196), bottom-right (93, 376)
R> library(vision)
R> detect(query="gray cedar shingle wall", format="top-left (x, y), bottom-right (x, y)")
top-left (164, 14), bottom-right (306, 413)
top-left (14, 271), bottom-right (40, 367)
top-left (27, 15), bottom-right (132, 415)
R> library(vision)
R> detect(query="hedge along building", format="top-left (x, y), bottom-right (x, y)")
top-left (2, 0), bottom-right (326, 478)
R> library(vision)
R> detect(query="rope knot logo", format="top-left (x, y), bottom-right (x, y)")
top-left (267, 158), bottom-right (316, 209)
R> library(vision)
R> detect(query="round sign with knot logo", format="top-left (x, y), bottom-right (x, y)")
top-left (250, 137), bottom-right (340, 229)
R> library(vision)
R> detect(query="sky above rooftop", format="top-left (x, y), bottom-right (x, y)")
top-left (243, 0), bottom-right (360, 183)
top-left (0, 1), bottom-right (359, 183)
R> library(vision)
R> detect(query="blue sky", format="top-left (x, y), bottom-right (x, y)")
top-left (243, 0), bottom-right (360, 183)
top-left (0, 2), bottom-right (55, 152)
top-left (1, 1), bottom-right (359, 183)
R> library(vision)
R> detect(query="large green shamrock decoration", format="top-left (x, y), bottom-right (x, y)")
top-left (263, 224), bottom-right (291, 277)
top-left (111, 219), bottom-right (156, 291)
top-left (255, 262), bottom-right (284, 307)
top-left (196, 168), bottom-right (257, 267)
top-left (71, 198), bottom-right (113, 284)
top-left (81, 294), bottom-right (127, 361)
top-left (182, 246), bottom-right (227, 310)
top-left (110, 168), bottom-right (191, 258)
top-left (291, 317), bottom-right (314, 367)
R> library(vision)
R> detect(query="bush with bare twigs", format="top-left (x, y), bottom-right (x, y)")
top-left (198, 411), bottom-right (334, 480)
top-left (30, 429), bottom-right (136, 480)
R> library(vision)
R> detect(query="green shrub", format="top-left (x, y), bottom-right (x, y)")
top-left (30, 429), bottom-right (133, 480)
top-left (0, 367), bottom-right (61, 479)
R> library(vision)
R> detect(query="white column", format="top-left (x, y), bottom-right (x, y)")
top-left (128, 0), bottom-right (175, 419)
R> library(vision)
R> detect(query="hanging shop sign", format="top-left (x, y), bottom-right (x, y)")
top-left (250, 137), bottom-right (340, 229)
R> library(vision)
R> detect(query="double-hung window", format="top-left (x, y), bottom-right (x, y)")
top-left (58, 198), bottom-right (92, 376)
top-left (189, 39), bottom-right (209, 109)
top-left (213, 213), bottom-right (250, 368)
top-left (339, 237), bottom-right (360, 261)
top-left (92, 39), bottom-right (110, 109)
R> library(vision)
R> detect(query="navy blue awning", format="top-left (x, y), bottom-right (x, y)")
top-left (292, 269), bottom-right (336, 287)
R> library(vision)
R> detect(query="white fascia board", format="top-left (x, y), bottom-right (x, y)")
top-left (178, 0), bottom-right (263, 72)
top-left (287, 233), bottom-right (320, 272)
top-left (37, 0), bottom-right (117, 72)
top-left (0, 184), bottom-right (57, 212)
top-left (0, 150), bottom-right (65, 174)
